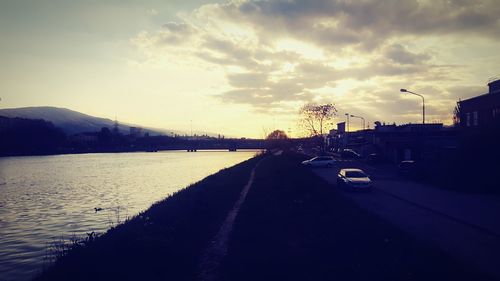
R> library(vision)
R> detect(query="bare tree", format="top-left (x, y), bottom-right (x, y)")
top-left (299, 103), bottom-right (337, 136)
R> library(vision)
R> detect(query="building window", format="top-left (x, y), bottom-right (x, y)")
top-left (466, 113), bottom-right (471, 127)
top-left (473, 111), bottom-right (478, 126)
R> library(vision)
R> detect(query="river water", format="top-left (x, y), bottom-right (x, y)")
top-left (0, 150), bottom-right (258, 281)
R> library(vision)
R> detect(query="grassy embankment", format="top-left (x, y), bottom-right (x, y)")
top-left (36, 152), bottom-right (488, 280)
top-left (35, 155), bottom-right (263, 281)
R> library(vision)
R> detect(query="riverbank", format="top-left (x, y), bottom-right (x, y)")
top-left (35, 152), bottom-right (489, 280)
top-left (34, 154), bottom-right (263, 281)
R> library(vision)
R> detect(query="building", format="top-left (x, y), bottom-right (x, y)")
top-left (129, 126), bottom-right (143, 138)
top-left (328, 122), bottom-right (458, 164)
top-left (372, 123), bottom-right (457, 164)
top-left (457, 78), bottom-right (500, 129)
top-left (69, 132), bottom-right (99, 145)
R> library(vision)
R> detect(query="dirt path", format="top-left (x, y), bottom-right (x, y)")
top-left (197, 160), bottom-right (261, 281)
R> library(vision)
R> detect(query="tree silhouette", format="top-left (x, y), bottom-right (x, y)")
top-left (299, 103), bottom-right (337, 136)
top-left (266, 130), bottom-right (288, 140)
top-left (265, 130), bottom-right (289, 150)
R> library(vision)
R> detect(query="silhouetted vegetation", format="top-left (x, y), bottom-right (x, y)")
top-left (0, 116), bottom-right (266, 156)
top-left (0, 116), bottom-right (66, 156)
top-left (299, 103), bottom-right (337, 152)
top-left (299, 103), bottom-right (337, 137)
top-left (265, 129), bottom-right (290, 150)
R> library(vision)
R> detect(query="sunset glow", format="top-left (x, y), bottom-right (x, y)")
top-left (1, 0), bottom-right (499, 136)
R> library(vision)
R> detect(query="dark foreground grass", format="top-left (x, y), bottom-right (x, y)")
top-left (219, 153), bottom-right (490, 281)
top-left (35, 152), bottom-right (490, 281)
top-left (34, 155), bottom-right (262, 281)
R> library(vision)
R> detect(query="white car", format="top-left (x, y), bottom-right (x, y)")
top-left (337, 168), bottom-right (373, 190)
top-left (301, 156), bottom-right (336, 168)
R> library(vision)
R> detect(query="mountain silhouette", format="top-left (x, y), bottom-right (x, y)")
top-left (0, 106), bottom-right (164, 136)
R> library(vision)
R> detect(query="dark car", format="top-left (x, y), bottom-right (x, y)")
top-left (341, 149), bottom-right (360, 159)
top-left (301, 156), bottom-right (336, 168)
top-left (398, 160), bottom-right (419, 177)
top-left (366, 153), bottom-right (383, 164)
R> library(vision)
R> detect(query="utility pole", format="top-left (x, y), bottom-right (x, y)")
top-left (345, 113), bottom-right (350, 132)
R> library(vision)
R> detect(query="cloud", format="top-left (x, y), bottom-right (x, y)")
top-left (383, 44), bottom-right (431, 65)
top-left (132, 21), bottom-right (196, 49)
top-left (201, 0), bottom-right (500, 50)
top-left (131, 0), bottom-right (500, 124)
top-left (226, 72), bottom-right (268, 88)
top-left (447, 84), bottom-right (487, 100)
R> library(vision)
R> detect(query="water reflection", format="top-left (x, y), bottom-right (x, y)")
top-left (0, 150), bottom-right (257, 281)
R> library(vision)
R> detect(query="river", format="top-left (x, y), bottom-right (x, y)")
top-left (0, 150), bottom-right (258, 281)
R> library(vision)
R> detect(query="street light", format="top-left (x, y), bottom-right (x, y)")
top-left (400, 88), bottom-right (425, 124)
top-left (350, 114), bottom-right (365, 130)
top-left (345, 113), bottom-right (350, 132)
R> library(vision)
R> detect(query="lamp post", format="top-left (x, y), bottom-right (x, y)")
top-left (345, 113), bottom-right (350, 132)
top-left (400, 88), bottom-right (425, 124)
top-left (350, 114), bottom-right (365, 130)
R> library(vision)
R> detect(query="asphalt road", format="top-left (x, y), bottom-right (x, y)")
top-left (313, 159), bottom-right (500, 279)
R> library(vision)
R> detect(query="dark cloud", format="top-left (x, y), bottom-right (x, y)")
top-left (383, 44), bottom-right (431, 65)
top-left (214, 0), bottom-right (500, 50)
top-left (156, 22), bottom-right (196, 45)
top-left (218, 76), bottom-right (314, 111)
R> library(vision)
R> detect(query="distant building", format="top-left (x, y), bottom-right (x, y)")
top-left (69, 132), bottom-right (99, 145)
top-left (457, 79), bottom-right (500, 129)
top-left (337, 122), bottom-right (346, 133)
top-left (372, 123), bottom-right (457, 164)
top-left (328, 122), bottom-right (457, 164)
top-left (327, 122), bottom-right (346, 148)
top-left (129, 126), bottom-right (142, 137)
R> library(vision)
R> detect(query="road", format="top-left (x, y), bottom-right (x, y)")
top-left (313, 159), bottom-right (500, 279)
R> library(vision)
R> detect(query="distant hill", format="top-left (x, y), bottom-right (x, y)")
top-left (0, 107), bottom-right (166, 136)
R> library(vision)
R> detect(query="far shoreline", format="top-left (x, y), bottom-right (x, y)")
top-left (0, 148), bottom-right (264, 159)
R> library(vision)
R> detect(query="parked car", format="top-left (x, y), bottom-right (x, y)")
top-left (366, 153), bottom-right (383, 164)
top-left (337, 168), bottom-right (373, 190)
top-left (341, 149), bottom-right (360, 159)
top-left (398, 160), bottom-right (418, 177)
top-left (301, 156), bottom-right (336, 168)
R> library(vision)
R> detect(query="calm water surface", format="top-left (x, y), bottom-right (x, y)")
top-left (0, 150), bottom-right (258, 281)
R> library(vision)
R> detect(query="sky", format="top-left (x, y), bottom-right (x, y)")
top-left (1, 0), bottom-right (499, 138)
